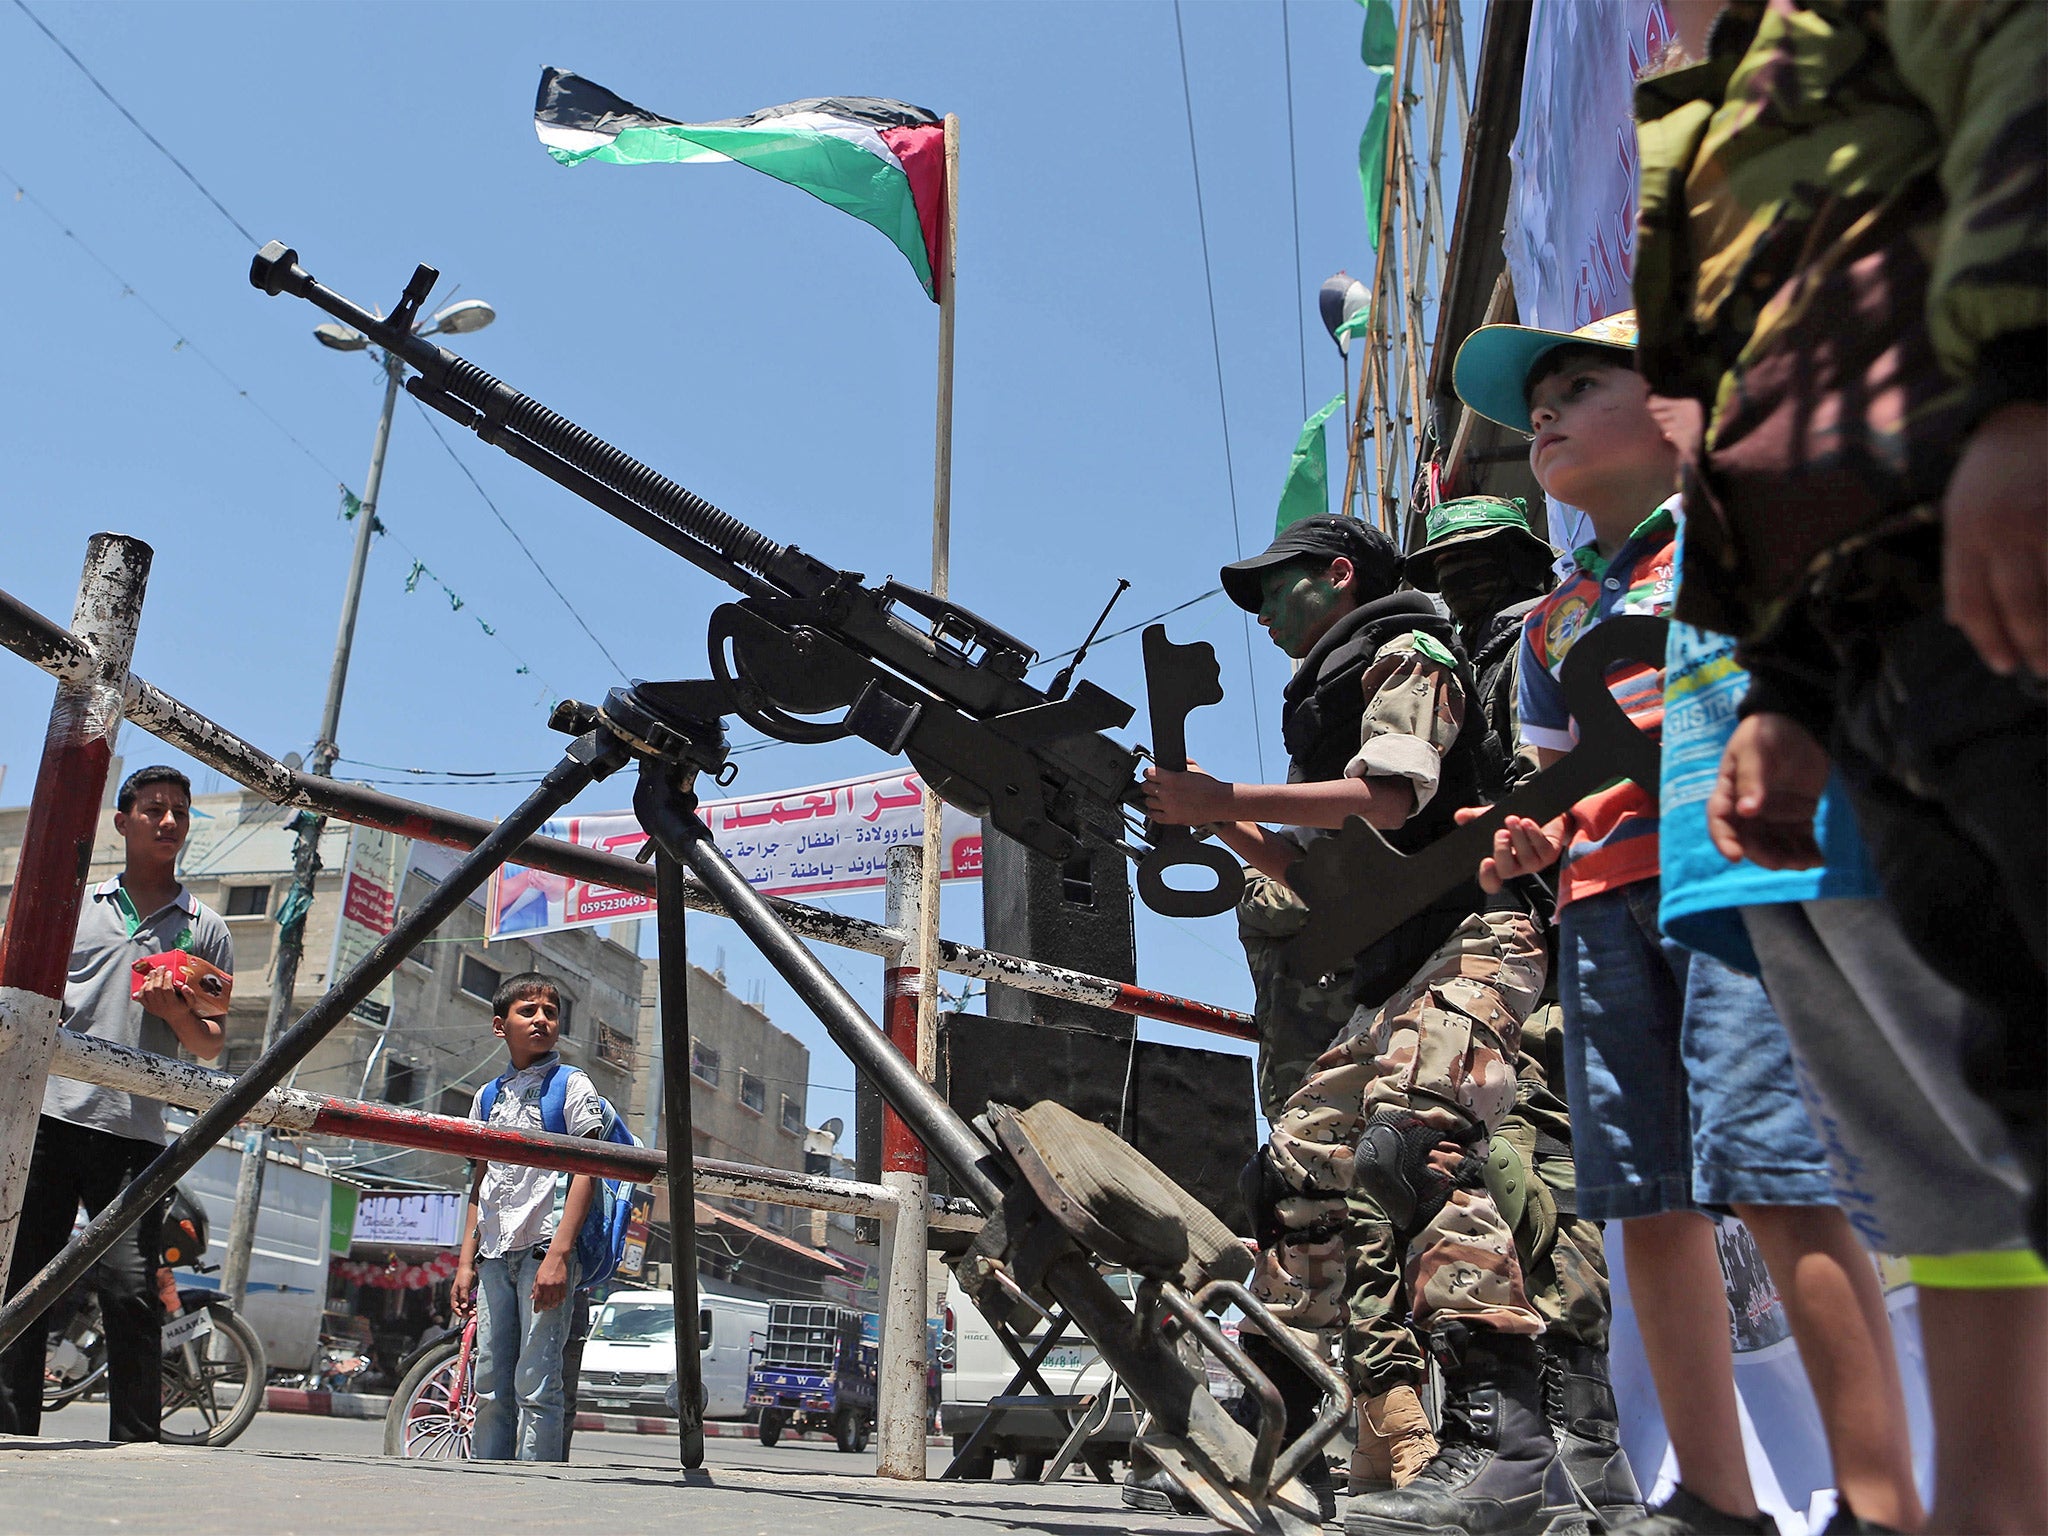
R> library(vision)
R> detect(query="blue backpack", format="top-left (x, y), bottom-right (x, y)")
top-left (477, 1061), bottom-right (641, 1289)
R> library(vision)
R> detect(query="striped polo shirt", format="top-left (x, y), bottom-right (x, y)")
top-left (1515, 499), bottom-right (1678, 908)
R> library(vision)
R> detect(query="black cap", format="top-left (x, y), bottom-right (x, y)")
top-left (1220, 515), bottom-right (1399, 612)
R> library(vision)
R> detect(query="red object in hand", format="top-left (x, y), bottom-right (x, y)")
top-left (131, 950), bottom-right (233, 1018)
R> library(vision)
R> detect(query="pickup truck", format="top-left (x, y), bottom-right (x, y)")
top-left (744, 1301), bottom-right (877, 1452)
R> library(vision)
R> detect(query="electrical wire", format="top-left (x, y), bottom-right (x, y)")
top-left (1281, 0), bottom-right (1310, 420)
top-left (1171, 0), bottom-right (1268, 782)
top-left (11, 0), bottom-right (260, 248)
top-left (1029, 588), bottom-right (1225, 669)
top-left (408, 398), bottom-right (632, 682)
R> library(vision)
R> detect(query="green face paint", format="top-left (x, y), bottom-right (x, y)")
top-left (1258, 562), bottom-right (1348, 658)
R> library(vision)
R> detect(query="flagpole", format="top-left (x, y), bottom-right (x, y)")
top-left (914, 115), bottom-right (957, 1104)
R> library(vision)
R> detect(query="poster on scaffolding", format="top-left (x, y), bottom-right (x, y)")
top-left (1502, 0), bottom-right (1674, 557)
top-left (485, 768), bottom-right (983, 940)
top-left (326, 823), bottom-right (411, 1029)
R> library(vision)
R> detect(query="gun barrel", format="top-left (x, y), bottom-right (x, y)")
top-left (250, 242), bottom-right (806, 597)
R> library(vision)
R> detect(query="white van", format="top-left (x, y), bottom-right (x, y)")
top-left (174, 1134), bottom-right (333, 1377)
top-left (579, 1286), bottom-right (768, 1420)
top-left (939, 1269), bottom-right (1140, 1479)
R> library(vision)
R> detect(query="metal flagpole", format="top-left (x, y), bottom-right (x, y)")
top-left (914, 113), bottom-right (959, 1101)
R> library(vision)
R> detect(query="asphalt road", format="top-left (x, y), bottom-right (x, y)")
top-left (12, 1404), bottom-right (1160, 1536)
top-left (41, 1399), bottom-right (968, 1477)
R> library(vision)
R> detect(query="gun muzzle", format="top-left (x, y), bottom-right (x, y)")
top-left (249, 241), bottom-right (313, 298)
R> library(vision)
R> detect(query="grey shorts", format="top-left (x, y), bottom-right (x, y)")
top-left (1743, 897), bottom-right (2036, 1258)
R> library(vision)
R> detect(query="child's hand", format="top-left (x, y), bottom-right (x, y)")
top-left (1707, 712), bottom-right (1829, 869)
top-left (532, 1250), bottom-right (571, 1312)
top-left (1456, 806), bottom-right (1565, 891)
top-left (1944, 400), bottom-right (2048, 678)
top-left (451, 1264), bottom-right (476, 1317)
top-left (1141, 760), bottom-right (1231, 828)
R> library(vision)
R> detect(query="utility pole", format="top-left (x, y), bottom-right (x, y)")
top-left (219, 352), bottom-right (401, 1312)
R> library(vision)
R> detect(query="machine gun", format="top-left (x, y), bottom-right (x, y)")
top-left (249, 243), bottom-right (1243, 919)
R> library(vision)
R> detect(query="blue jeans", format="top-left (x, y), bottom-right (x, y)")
top-left (1558, 879), bottom-right (1833, 1221)
top-left (472, 1247), bottom-right (578, 1462)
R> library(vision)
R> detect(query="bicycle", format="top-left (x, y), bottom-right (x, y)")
top-left (383, 1311), bottom-right (478, 1459)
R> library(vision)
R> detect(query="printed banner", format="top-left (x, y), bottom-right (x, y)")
top-left (1502, 0), bottom-right (1673, 557)
top-left (487, 768), bottom-right (983, 940)
top-left (326, 824), bottom-right (411, 1030)
top-left (350, 1191), bottom-right (465, 1249)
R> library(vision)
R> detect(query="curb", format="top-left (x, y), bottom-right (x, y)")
top-left (571, 1412), bottom-right (944, 1447)
top-left (264, 1387), bottom-right (392, 1420)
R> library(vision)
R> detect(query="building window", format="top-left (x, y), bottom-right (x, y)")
top-left (780, 1093), bottom-right (804, 1137)
top-left (459, 956), bottom-right (500, 1003)
top-left (439, 1086), bottom-right (472, 1120)
top-left (765, 1205), bottom-right (785, 1229)
top-left (223, 884), bottom-right (269, 918)
top-left (597, 1022), bottom-right (635, 1070)
top-left (556, 994), bottom-right (574, 1037)
top-left (383, 1059), bottom-right (419, 1109)
top-left (690, 1039), bottom-right (719, 1087)
top-left (739, 1070), bottom-right (766, 1116)
top-left (410, 934), bottom-right (435, 970)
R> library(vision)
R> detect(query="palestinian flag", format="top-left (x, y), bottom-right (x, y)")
top-left (535, 68), bottom-right (948, 301)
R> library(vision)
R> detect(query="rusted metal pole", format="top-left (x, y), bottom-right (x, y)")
top-left (654, 848), bottom-right (705, 1469)
top-left (45, 1027), bottom-right (937, 1222)
top-left (0, 534), bottom-right (151, 1290)
top-left (876, 845), bottom-right (931, 1480)
top-left (0, 732), bottom-right (619, 1358)
top-left (0, 584), bottom-right (1259, 1043)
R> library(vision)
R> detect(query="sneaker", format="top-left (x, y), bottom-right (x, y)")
top-left (1605, 1486), bottom-right (1773, 1535)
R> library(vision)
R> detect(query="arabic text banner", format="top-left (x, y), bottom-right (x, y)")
top-left (326, 824), bottom-right (411, 1029)
top-left (487, 768), bottom-right (983, 939)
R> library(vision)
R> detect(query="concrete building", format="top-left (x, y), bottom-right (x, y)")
top-left (628, 960), bottom-right (875, 1305)
top-left (0, 788), bottom-right (644, 1190)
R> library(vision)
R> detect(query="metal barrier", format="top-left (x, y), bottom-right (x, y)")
top-left (0, 580), bottom-right (1254, 1043)
top-left (0, 544), bottom-right (1256, 1489)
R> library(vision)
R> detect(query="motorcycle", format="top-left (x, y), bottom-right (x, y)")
top-left (41, 1184), bottom-right (269, 1447)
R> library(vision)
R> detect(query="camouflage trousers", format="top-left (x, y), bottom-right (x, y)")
top-left (1238, 872), bottom-right (1359, 1123)
top-left (1249, 911), bottom-right (1550, 1384)
top-left (1316, 1007), bottom-right (1615, 1395)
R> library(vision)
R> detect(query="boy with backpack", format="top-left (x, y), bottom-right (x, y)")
top-left (453, 972), bottom-right (607, 1463)
top-left (1450, 313), bottom-right (1922, 1534)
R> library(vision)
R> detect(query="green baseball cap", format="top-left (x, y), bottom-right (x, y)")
top-left (1451, 310), bottom-right (1640, 433)
top-left (1402, 496), bottom-right (1554, 591)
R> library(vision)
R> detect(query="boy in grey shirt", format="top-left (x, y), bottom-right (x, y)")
top-left (0, 766), bottom-right (232, 1441)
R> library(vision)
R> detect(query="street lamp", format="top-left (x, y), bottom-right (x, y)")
top-left (217, 291), bottom-right (496, 1313)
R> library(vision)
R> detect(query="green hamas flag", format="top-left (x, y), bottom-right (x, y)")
top-left (1275, 395), bottom-right (1347, 533)
top-left (1357, 0), bottom-right (1396, 247)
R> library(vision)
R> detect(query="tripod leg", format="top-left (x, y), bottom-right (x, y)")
top-left (655, 850), bottom-right (705, 1470)
top-left (0, 731), bottom-right (625, 1356)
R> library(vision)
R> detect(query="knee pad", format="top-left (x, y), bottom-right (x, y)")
top-left (1353, 1108), bottom-right (1483, 1231)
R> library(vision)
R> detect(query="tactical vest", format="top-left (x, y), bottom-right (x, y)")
top-left (1277, 593), bottom-right (1496, 1007)
top-left (1465, 595), bottom-right (1545, 800)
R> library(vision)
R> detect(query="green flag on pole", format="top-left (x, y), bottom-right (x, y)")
top-left (1357, 0), bottom-right (1396, 248)
top-left (1275, 394), bottom-right (1348, 533)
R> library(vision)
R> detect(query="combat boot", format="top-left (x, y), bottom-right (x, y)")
top-left (1348, 1384), bottom-right (1438, 1493)
top-left (1344, 1325), bottom-right (1585, 1536)
top-left (1542, 1340), bottom-right (1643, 1528)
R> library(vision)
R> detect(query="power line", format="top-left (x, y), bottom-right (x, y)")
top-left (1281, 0), bottom-right (1310, 419)
top-left (1029, 588), bottom-right (1224, 669)
top-left (1171, 0), bottom-right (1268, 782)
top-left (12, 0), bottom-right (259, 248)
top-left (408, 399), bottom-right (633, 682)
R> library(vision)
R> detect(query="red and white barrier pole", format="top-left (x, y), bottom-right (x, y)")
top-left (875, 844), bottom-right (932, 1479)
top-left (0, 535), bottom-right (151, 1284)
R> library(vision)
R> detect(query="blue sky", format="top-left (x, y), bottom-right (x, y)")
top-left (0, 0), bottom-right (1403, 1121)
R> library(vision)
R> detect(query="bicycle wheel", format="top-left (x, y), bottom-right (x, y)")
top-left (160, 1305), bottom-right (267, 1447)
top-left (384, 1339), bottom-right (472, 1460)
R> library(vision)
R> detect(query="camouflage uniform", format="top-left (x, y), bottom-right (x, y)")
top-left (1237, 874), bottom-right (1356, 1124)
top-left (1313, 1006), bottom-right (1611, 1399)
top-left (1243, 620), bottom-right (1551, 1382)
